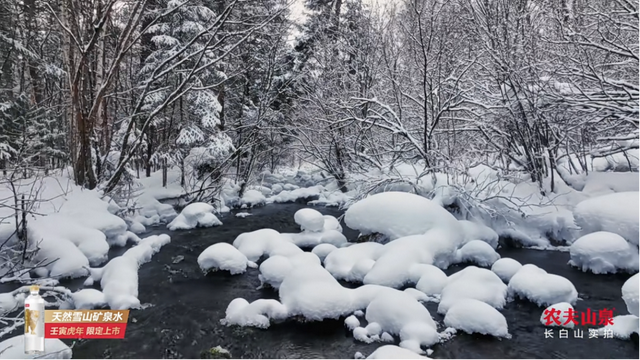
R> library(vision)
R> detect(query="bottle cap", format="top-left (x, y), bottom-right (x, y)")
top-left (29, 285), bottom-right (40, 292)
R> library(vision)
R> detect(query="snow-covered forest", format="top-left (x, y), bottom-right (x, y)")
top-left (0, 0), bottom-right (638, 358)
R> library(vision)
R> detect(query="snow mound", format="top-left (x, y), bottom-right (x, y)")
top-left (622, 274), bottom-right (639, 317)
top-left (98, 234), bottom-right (170, 310)
top-left (233, 228), bottom-right (295, 262)
top-left (279, 262), bottom-right (360, 320)
top-left (311, 243), bottom-right (338, 262)
top-left (267, 185), bottom-right (323, 203)
top-left (325, 242), bottom-right (383, 281)
top-left (573, 192), bottom-right (639, 245)
top-left (0, 335), bottom-right (72, 359)
top-left (323, 215), bottom-right (343, 232)
top-left (438, 266), bottom-right (507, 314)
top-left (294, 208), bottom-right (325, 232)
top-left (220, 298), bottom-right (288, 328)
top-left (540, 302), bottom-right (575, 328)
top-left (345, 315), bottom-right (360, 330)
top-left (283, 229), bottom-right (348, 248)
top-left (365, 290), bottom-right (439, 352)
top-left (363, 227), bottom-right (465, 288)
top-left (508, 264), bottom-right (578, 307)
top-left (235, 212), bottom-right (252, 218)
top-left (344, 191), bottom-right (461, 240)
top-left (240, 189), bottom-right (266, 207)
top-left (198, 242), bottom-right (251, 275)
top-left (258, 253), bottom-right (321, 289)
top-left (596, 315), bottom-right (639, 340)
top-left (568, 231), bottom-right (639, 274)
top-left (414, 265), bottom-right (448, 296)
top-left (71, 289), bottom-right (106, 310)
top-left (443, 299), bottom-right (510, 338)
top-left (366, 345), bottom-right (428, 359)
top-left (459, 220), bottom-right (499, 249)
top-left (491, 258), bottom-right (522, 283)
top-left (167, 202), bottom-right (222, 230)
top-left (454, 240), bottom-right (500, 267)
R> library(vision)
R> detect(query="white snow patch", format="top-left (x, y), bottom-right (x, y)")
top-left (459, 220), bottom-right (499, 249)
top-left (311, 243), bottom-right (338, 262)
top-left (294, 208), bottom-right (325, 232)
top-left (235, 212), bottom-right (252, 218)
top-left (413, 265), bottom-right (448, 296)
top-left (240, 189), bottom-right (266, 207)
top-left (324, 242), bottom-right (383, 281)
top-left (596, 315), bottom-right (639, 340)
top-left (345, 315), bottom-right (360, 330)
top-left (71, 288), bottom-right (106, 310)
top-left (366, 345), bottom-right (428, 359)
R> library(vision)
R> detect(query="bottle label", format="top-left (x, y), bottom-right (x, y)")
top-left (25, 305), bottom-right (45, 337)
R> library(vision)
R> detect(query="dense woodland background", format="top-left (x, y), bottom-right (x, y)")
top-left (0, 0), bottom-right (637, 203)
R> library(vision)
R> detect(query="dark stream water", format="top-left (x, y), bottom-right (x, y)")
top-left (3, 203), bottom-right (638, 359)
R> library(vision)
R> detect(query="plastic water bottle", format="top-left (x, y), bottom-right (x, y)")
top-left (24, 285), bottom-right (45, 354)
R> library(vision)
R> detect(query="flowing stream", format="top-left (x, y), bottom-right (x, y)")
top-left (61, 203), bottom-right (638, 359)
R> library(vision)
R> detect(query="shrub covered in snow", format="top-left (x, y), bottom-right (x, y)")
top-left (569, 232), bottom-right (639, 274)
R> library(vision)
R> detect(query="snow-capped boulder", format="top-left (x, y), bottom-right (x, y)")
top-left (508, 264), bottom-right (578, 307)
top-left (438, 266), bottom-right (507, 314)
top-left (622, 274), bottom-right (639, 317)
top-left (198, 242), bottom-right (252, 275)
top-left (167, 202), bottom-right (222, 230)
top-left (491, 258), bottom-right (522, 283)
top-left (459, 220), bottom-right (499, 249)
top-left (573, 192), bottom-right (639, 246)
top-left (444, 299), bottom-right (510, 338)
top-left (454, 240), bottom-right (501, 267)
top-left (569, 232), bottom-right (639, 274)
top-left (294, 208), bottom-right (325, 232)
top-left (344, 191), bottom-right (462, 241)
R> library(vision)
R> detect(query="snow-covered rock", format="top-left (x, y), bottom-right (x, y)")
top-left (491, 258), bottom-right (522, 283)
top-left (508, 264), bottom-right (578, 307)
top-left (232, 228), bottom-right (294, 262)
top-left (454, 240), bottom-right (500, 267)
top-left (240, 189), bottom-right (266, 207)
top-left (221, 298), bottom-right (288, 328)
top-left (413, 265), bottom-right (448, 296)
top-left (71, 289), bottom-right (106, 310)
top-left (98, 234), bottom-right (170, 310)
top-left (365, 290), bottom-right (439, 352)
top-left (573, 192), bottom-right (639, 246)
top-left (167, 203), bottom-right (222, 230)
top-left (622, 274), bottom-right (639, 317)
top-left (324, 242), bottom-right (383, 281)
top-left (596, 315), bottom-right (639, 340)
top-left (568, 232), bottom-right (639, 274)
top-left (0, 335), bottom-right (72, 359)
top-left (459, 220), bottom-right (499, 249)
top-left (443, 299), bottom-right (510, 338)
top-left (311, 243), bottom-right (338, 262)
top-left (366, 345), bottom-right (428, 359)
top-left (540, 302), bottom-right (575, 328)
top-left (294, 208), bottom-right (325, 232)
top-left (344, 191), bottom-right (462, 241)
top-left (198, 242), bottom-right (252, 275)
top-left (438, 266), bottom-right (507, 314)
top-left (345, 315), bottom-right (360, 330)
